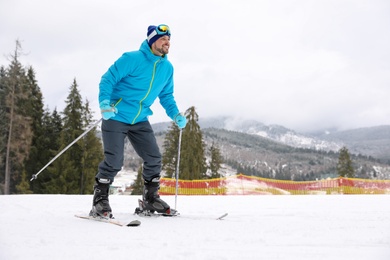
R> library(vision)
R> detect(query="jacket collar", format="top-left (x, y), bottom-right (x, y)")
top-left (140, 40), bottom-right (168, 62)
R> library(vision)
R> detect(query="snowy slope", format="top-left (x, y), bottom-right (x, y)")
top-left (1, 195), bottom-right (390, 260)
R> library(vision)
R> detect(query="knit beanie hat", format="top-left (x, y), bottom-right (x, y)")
top-left (147, 24), bottom-right (171, 47)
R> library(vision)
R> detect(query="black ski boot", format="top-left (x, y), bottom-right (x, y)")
top-left (143, 177), bottom-right (171, 214)
top-left (89, 178), bottom-right (113, 219)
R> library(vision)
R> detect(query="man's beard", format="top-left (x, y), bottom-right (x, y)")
top-left (156, 46), bottom-right (169, 55)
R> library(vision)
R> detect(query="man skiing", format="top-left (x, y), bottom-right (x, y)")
top-left (90, 24), bottom-right (187, 219)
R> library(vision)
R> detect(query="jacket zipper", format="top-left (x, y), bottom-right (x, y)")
top-left (131, 59), bottom-right (160, 124)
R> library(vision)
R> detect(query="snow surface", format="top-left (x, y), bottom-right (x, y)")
top-left (1, 195), bottom-right (390, 260)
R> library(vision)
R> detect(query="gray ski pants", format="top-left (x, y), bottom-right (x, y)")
top-left (96, 119), bottom-right (161, 182)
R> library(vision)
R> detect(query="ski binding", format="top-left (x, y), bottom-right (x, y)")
top-left (135, 199), bottom-right (179, 217)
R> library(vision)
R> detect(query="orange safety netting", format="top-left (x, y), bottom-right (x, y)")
top-left (159, 174), bottom-right (390, 195)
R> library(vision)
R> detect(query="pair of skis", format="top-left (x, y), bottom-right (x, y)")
top-left (75, 199), bottom-right (228, 227)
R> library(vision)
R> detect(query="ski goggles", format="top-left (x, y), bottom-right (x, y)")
top-left (156, 24), bottom-right (170, 36)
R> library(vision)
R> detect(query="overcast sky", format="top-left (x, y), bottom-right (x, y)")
top-left (1, 0), bottom-right (389, 133)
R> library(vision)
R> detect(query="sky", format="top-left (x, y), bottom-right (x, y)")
top-left (1, 194), bottom-right (390, 259)
top-left (1, 0), bottom-right (390, 133)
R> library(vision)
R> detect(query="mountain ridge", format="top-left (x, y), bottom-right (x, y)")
top-left (152, 117), bottom-right (390, 162)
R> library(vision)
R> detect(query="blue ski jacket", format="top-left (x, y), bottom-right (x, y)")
top-left (99, 40), bottom-right (179, 125)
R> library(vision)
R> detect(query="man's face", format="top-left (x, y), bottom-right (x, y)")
top-left (152, 36), bottom-right (170, 56)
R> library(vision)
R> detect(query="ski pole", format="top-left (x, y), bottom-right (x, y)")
top-left (30, 118), bottom-right (102, 181)
top-left (30, 98), bottom-right (122, 181)
top-left (174, 128), bottom-right (183, 210)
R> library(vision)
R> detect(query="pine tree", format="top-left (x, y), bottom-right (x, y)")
top-left (162, 122), bottom-right (181, 178)
top-left (162, 106), bottom-right (207, 180)
top-left (209, 142), bottom-right (223, 178)
top-left (47, 79), bottom-right (84, 193)
top-left (2, 41), bottom-right (33, 194)
top-left (181, 107), bottom-right (207, 180)
top-left (79, 99), bottom-right (103, 194)
top-left (23, 66), bottom-right (44, 194)
top-left (337, 146), bottom-right (355, 178)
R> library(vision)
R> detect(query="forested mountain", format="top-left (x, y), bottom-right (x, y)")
top-left (94, 117), bottom-right (390, 182)
top-left (120, 122), bottom-right (390, 181)
top-left (152, 117), bottom-right (390, 163)
top-left (201, 128), bottom-right (390, 180)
